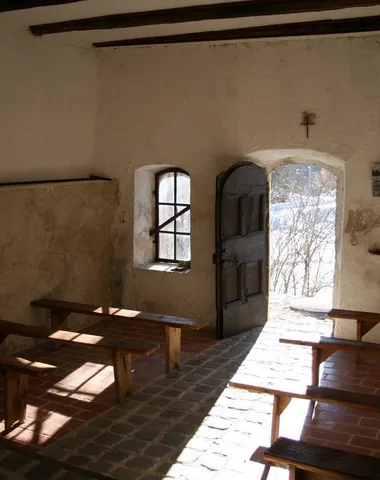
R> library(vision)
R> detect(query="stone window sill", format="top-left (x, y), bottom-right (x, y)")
top-left (135, 262), bottom-right (190, 274)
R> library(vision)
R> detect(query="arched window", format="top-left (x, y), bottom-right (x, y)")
top-left (153, 168), bottom-right (191, 264)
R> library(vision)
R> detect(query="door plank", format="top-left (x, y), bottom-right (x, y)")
top-left (216, 163), bottom-right (268, 339)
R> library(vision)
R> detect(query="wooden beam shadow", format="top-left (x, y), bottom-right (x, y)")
top-left (30, 0), bottom-right (380, 36)
top-left (0, 0), bottom-right (82, 13)
top-left (93, 15), bottom-right (380, 48)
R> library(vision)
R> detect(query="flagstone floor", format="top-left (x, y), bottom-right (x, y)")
top-left (0, 320), bottom-right (216, 448)
top-left (1, 298), bottom-right (380, 479)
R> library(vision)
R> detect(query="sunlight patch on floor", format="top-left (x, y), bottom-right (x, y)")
top-left (49, 362), bottom-right (114, 401)
top-left (166, 318), bottom-right (318, 480)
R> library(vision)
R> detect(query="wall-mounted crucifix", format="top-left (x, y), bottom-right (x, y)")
top-left (300, 111), bottom-right (316, 138)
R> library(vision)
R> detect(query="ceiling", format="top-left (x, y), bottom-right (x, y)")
top-left (2, 0), bottom-right (380, 49)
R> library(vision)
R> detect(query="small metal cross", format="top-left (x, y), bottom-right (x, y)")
top-left (300, 111), bottom-right (316, 138)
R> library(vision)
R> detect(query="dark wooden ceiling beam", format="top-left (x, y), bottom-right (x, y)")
top-left (93, 15), bottom-right (380, 48)
top-left (30, 0), bottom-right (380, 36)
top-left (0, 0), bottom-right (83, 13)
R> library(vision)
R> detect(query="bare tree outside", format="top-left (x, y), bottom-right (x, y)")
top-left (270, 165), bottom-right (337, 298)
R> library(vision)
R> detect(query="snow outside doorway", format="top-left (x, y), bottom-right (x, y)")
top-left (269, 164), bottom-right (337, 316)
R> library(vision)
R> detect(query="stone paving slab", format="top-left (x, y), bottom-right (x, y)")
top-left (0, 438), bottom-right (114, 480)
top-left (41, 304), bottom-right (334, 480)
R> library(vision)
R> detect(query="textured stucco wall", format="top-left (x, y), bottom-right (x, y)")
top-left (0, 180), bottom-right (118, 353)
top-left (93, 35), bottom-right (380, 339)
top-left (0, 31), bottom-right (112, 352)
top-left (0, 30), bottom-right (98, 183)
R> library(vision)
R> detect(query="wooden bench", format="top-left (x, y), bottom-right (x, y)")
top-left (0, 355), bottom-right (56, 430)
top-left (229, 377), bottom-right (380, 444)
top-left (0, 319), bottom-right (159, 402)
top-left (31, 298), bottom-right (206, 373)
top-left (280, 335), bottom-right (380, 385)
top-left (329, 308), bottom-right (380, 343)
top-left (264, 436), bottom-right (380, 480)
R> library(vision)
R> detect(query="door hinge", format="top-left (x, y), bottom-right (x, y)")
top-left (213, 253), bottom-right (226, 265)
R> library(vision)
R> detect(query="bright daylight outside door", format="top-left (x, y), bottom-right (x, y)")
top-left (269, 165), bottom-right (337, 311)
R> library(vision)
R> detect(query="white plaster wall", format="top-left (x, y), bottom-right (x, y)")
top-left (0, 30), bottom-right (98, 182)
top-left (94, 35), bottom-right (380, 337)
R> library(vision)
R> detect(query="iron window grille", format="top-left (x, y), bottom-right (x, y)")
top-left (152, 168), bottom-right (191, 264)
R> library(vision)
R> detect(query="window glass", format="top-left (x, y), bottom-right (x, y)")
top-left (155, 169), bottom-right (191, 264)
top-left (176, 235), bottom-right (191, 261)
top-left (159, 205), bottom-right (175, 231)
top-left (176, 208), bottom-right (190, 233)
top-left (176, 173), bottom-right (190, 204)
top-left (159, 233), bottom-right (175, 259)
top-left (158, 173), bottom-right (175, 203)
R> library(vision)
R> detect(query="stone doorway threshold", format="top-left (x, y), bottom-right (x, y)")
top-left (289, 296), bottom-right (332, 314)
top-left (269, 291), bottom-right (333, 315)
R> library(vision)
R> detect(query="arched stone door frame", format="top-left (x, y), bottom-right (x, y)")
top-left (244, 148), bottom-right (345, 310)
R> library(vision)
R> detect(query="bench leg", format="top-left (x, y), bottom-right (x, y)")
top-left (356, 320), bottom-right (363, 362)
top-left (312, 347), bottom-right (338, 386)
top-left (0, 333), bottom-right (9, 356)
top-left (289, 466), bottom-right (308, 480)
top-left (289, 466), bottom-right (296, 480)
top-left (166, 326), bottom-right (181, 373)
top-left (112, 352), bottom-right (132, 403)
top-left (50, 309), bottom-right (70, 351)
top-left (4, 371), bottom-right (28, 430)
top-left (271, 394), bottom-right (291, 444)
top-left (50, 309), bottom-right (70, 330)
top-left (356, 319), bottom-right (377, 362)
top-left (311, 348), bottom-right (321, 386)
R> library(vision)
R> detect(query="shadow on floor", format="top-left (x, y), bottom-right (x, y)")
top-left (0, 318), bottom-right (216, 448)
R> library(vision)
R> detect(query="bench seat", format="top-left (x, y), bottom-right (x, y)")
top-left (329, 308), bottom-right (380, 323)
top-left (0, 319), bottom-right (159, 402)
top-left (329, 309), bottom-right (380, 359)
top-left (229, 376), bottom-right (380, 443)
top-left (280, 335), bottom-right (380, 385)
top-left (31, 297), bottom-right (206, 372)
top-left (0, 355), bottom-right (56, 430)
top-left (0, 355), bottom-right (57, 376)
top-left (264, 436), bottom-right (380, 479)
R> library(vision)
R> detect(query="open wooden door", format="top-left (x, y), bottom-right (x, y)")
top-left (215, 162), bottom-right (268, 339)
